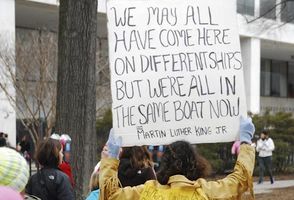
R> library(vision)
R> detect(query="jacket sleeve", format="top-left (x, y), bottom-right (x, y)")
top-left (99, 158), bottom-right (145, 200)
top-left (198, 144), bottom-right (255, 199)
top-left (59, 162), bottom-right (75, 186)
top-left (256, 140), bottom-right (263, 152)
top-left (265, 138), bottom-right (275, 152)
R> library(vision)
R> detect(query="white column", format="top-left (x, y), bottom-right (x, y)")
top-left (240, 37), bottom-right (261, 114)
top-left (254, 0), bottom-right (260, 17)
top-left (0, 0), bottom-right (16, 147)
top-left (276, 0), bottom-right (282, 22)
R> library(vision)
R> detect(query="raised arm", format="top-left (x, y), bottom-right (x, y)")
top-left (99, 158), bottom-right (144, 200)
top-left (99, 129), bottom-right (144, 200)
top-left (199, 144), bottom-right (255, 199)
top-left (199, 117), bottom-right (256, 199)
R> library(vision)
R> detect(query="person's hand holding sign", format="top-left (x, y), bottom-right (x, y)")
top-left (102, 128), bottom-right (122, 159)
top-left (239, 116), bottom-right (255, 144)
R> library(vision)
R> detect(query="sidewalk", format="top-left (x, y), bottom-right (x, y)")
top-left (254, 180), bottom-right (294, 194)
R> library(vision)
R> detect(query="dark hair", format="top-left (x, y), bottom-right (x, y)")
top-left (157, 141), bottom-right (211, 185)
top-left (261, 130), bottom-right (269, 136)
top-left (35, 138), bottom-right (62, 168)
top-left (120, 146), bottom-right (153, 169)
top-left (0, 137), bottom-right (6, 147)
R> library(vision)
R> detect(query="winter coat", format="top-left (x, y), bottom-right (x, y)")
top-left (231, 141), bottom-right (241, 155)
top-left (118, 158), bottom-right (156, 187)
top-left (59, 161), bottom-right (75, 186)
top-left (99, 144), bottom-right (255, 200)
top-left (26, 167), bottom-right (75, 200)
top-left (256, 138), bottom-right (275, 157)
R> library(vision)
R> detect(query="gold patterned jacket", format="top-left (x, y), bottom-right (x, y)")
top-left (99, 144), bottom-right (255, 200)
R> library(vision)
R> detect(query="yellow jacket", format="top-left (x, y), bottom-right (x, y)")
top-left (99, 144), bottom-right (255, 200)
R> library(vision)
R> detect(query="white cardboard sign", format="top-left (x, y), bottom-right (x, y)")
top-left (107, 0), bottom-right (247, 146)
top-left (98, 0), bottom-right (106, 13)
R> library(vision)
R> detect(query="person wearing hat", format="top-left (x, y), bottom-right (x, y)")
top-left (0, 147), bottom-right (30, 194)
top-left (59, 134), bottom-right (75, 186)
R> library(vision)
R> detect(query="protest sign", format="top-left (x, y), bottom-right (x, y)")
top-left (98, 0), bottom-right (106, 13)
top-left (107, 0), bottom-right (247, 146)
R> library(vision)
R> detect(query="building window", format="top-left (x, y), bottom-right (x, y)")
top-left (271, 60), bottom-right (287, 97)
top-left (260, 0), bottom-right (276, 20)
top-left (260, 58), bottom-right (294, 98)
top-left (281, 1), bottom-right (294, 24)
top-left (288, 62), bottom-right (294, 98)
top-left (237, 0), bottom-right (255, 16)
top-left (260, 59), bottom-right (271, 96)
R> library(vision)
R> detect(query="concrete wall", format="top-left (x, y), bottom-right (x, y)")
top-left (237, 0), bottom-right (294, 45)
top-left (261, 97), bottom-right (294, 113)
top-left (0, 0), bottom-right (16, 147)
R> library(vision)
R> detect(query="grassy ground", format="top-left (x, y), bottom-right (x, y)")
top-left (240, 186), bottom-right (294, 200)
top-left (212, 174), bottom-right (294, 200)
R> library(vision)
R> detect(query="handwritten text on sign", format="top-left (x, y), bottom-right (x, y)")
top-left (107, 0), bottom-right (247, 146)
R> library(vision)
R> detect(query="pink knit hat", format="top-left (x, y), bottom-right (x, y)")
top-left (0, 186), bottom-right (23, 200)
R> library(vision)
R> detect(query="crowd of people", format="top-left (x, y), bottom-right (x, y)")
top-left (0, 116), bottom-right (275, 200)
top-left (0, 133), bottom-right (74, 200)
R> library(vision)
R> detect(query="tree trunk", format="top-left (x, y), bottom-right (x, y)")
top-left (56, 0), bottom-right (97, 199)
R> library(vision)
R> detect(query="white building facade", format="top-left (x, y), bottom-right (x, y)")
top-left (0, 0), bottom-right (293, 145)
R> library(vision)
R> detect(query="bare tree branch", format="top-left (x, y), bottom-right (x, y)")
top-left (243, 0), bottom-right (294, 24)
top-left (0, 30), bottom-right (110, 145)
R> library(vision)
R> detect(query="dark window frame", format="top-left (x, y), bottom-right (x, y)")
top-left (287, 62), bottom-right (294, 98)
top-left (260, 0), bottom-right (277, 20)
top-left (237, 0), bottom-right (255, 16)
top-left (281, 1), bottom-right (294, 24)
top-left (260, 58), bottom-right (294, 98)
